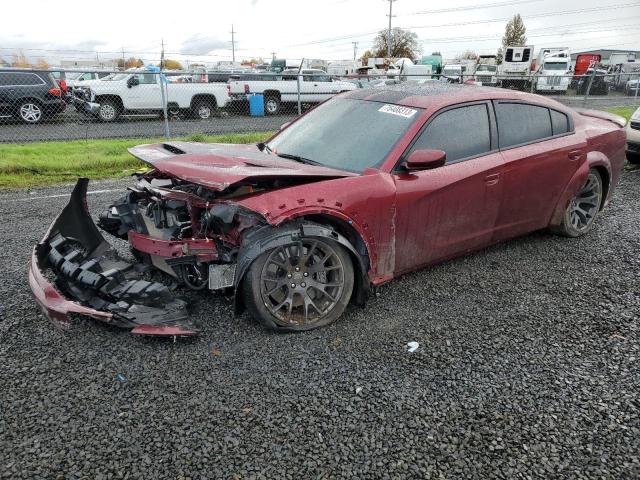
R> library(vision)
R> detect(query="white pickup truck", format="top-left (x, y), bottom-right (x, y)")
top-left (228, 69), bottom-right (356, 115)
top-left (73, 71), bottom-right (230, 121)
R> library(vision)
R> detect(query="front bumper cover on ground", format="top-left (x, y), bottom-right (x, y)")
top-left (28, 178), bottom-right (198, 337)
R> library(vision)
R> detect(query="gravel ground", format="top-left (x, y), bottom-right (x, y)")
top-left (0, 168), bottom-right (639, 479)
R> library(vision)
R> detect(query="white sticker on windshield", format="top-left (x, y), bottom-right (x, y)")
top-left (378, 104), bottom-right (417, 118)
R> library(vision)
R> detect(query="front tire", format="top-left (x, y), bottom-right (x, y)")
top-left (97, 99), bottom-right (120, 122)
top-left (243, 237), bottom-right (354, 331)
top-left (554, 169), bottom-right (603, 237)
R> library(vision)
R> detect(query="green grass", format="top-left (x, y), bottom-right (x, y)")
top-left (604, 106), bottom-right (637, 121)
top-left (0, 132), bottom-right (273, 189)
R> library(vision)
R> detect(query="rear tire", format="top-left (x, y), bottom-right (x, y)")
top-left (264, 95), bottom-right (281, 115)
top-left (17, 100), bottom-right (43, 124)
top-left (552, 169), bottom-right (603, 237)
top-left (243, 237), bottom-right (354, 332)
top-left (192, 99), bottom-right (215, 119)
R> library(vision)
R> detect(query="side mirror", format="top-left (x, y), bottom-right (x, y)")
top-left (127, 76), bottom-right (139, 88)
top-left (403, 149), bottom-right (446, 171)
top-left (280, 121), bottom-right (291, 130)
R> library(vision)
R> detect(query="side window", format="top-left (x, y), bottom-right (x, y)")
top-left (550, 109), bottom-right (570, 135)
top-left (495, 103), bottom-right (552, 148)
top-left (97, 72), bottom-right (110, 79)
top-left (0, 72), bottom-right (11, 86)
top-left (135, 73), bottom-right (157, 84)
top-left (409, 104), bottom-right (492, 163)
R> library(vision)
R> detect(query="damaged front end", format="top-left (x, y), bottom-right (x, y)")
top-left (30, 178), bottom-right (198, 336)
top-left (29, 142), bottom-right (360, 337)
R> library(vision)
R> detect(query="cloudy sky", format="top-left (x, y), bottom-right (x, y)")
top-left (2, 0), bottom-right (639, 66)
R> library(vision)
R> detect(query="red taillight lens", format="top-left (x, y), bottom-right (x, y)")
top-left (56, 79), bottom-right (68, 93)
top-left (244, 84), bottom-right (250, 94)
top-left (48, 87), bottom-right (62, 97)
top-left (226, 84), bottom-right (231, 97)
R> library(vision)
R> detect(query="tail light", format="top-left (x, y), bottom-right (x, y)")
top-left (226, 84), bottom-right (231, 97)
top-left (56, 79), bottom-right (68, 94)
top-left (48, 87), bottom-right (62, 97)
top-left (244, 84), bottom-right (250, 94)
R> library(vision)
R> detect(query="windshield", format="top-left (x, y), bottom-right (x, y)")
top-left (267, 98), bottom-right (422, 173)
top-left (66, 72), bottom-right (84, 80)
top-left (476, 65), bottom-right (496, 72)
top-left (543, 62), bottom-right (569, 71)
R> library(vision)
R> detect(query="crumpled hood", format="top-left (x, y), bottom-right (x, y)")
top-left (129, 142), bottom-right (357, 191)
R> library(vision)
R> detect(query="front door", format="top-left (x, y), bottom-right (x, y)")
top-left (393, 102), bottom-right (504, 274)
top-left (125, 73), bottom-right (161, 110)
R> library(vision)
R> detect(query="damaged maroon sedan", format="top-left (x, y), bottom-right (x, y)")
top-left (29, 84), bottom-right (627, 336)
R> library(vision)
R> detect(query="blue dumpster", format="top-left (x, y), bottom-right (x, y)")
top-left (249, 94), bottom-right (265, 117)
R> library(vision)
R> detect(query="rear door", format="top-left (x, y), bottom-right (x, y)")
top-left (492, 101), bottom-right (586, 240)
top-left (0, 72), bottom-right (14, 114)
top-left (393, 101), bottom-right (504, 273)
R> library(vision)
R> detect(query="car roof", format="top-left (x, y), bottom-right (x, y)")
top-left (342, 83), bottom-right (571, 112)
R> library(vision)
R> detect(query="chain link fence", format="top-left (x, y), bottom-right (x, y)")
top-left (0, 68), bottom-right (638, 144)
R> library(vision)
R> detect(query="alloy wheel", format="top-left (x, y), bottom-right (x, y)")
top-left (569, 172), bottom-right (602, 231)
top-left (265, 99), bottom-right (278, 114)
top-left (19, 103), bottom-right (42, 123)
top-left (197, 105), bottom-right (211, 119)
top-left (259, 240), bottom-right (345, 327)
top-left (99, 104), bottom-right (116, 121)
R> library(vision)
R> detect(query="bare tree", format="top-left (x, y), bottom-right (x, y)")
top-left (372, 28), bottom-right (422, 59)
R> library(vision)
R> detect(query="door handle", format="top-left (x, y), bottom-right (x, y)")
top-left (485, 173), bottom-right (500, 186)
top-left (568, 150), bottom-right (583, 161)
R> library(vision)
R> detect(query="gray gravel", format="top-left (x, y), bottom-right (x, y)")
top-left (0, 168), bottom-right (639, 479)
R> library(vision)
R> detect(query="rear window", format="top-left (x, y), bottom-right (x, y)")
top-left (496, 103), bottom-right (552, 148)
top-left (550, 110), bottom-right (570, 135)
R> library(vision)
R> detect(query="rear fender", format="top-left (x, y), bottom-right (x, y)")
top-left (548, 151), bottom-right (610, 227)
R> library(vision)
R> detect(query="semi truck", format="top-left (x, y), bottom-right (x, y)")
top-left (499, 45), bottom-right (534, 90)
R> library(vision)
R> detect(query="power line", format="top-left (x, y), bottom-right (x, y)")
top-left (419, 24), bottom-right (640, 44)
top-left (281, 1), bottom-right (640, 47)
top-left (403, 0), bottom-right (542, 16)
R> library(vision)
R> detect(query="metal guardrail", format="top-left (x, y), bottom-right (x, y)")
top-left (0, 69), bottom-right (638, 144)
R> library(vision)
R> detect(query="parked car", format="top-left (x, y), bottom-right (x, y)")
top-left (72, 70), bottom-right (230, 121)
top-left (624, 78), bottom-right (640, 96)
top-left (625, 106), bottom-right (640, 164)
top-left (576, 68), bottom-right (609, 95)
top-left (228, 69), bottom-right (356, 115)
top-left (0, 69), bottom-right (66, 123)
top-left (30, 84), bottom-right (627, 336)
